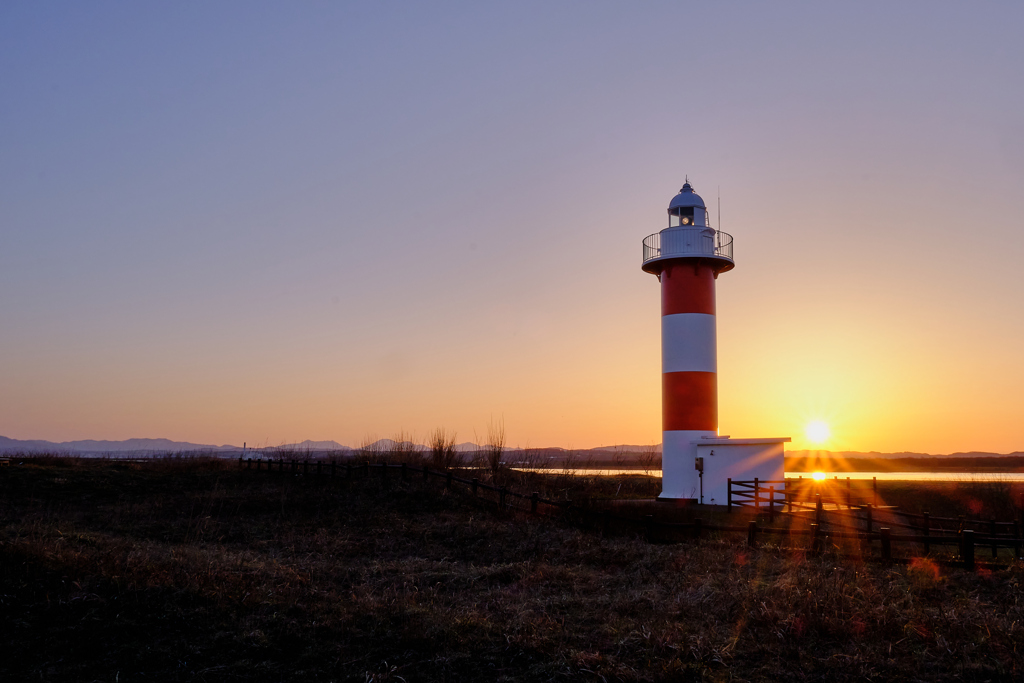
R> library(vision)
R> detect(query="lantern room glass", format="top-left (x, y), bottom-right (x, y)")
top-left (669, 206), bottom-right (695, 227)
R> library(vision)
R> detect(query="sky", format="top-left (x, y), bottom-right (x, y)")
top-left (2, 2), bottom-right (1023, 454)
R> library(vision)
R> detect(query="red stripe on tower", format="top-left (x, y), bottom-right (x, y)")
top-left (662, 371), bottom-right (717, 430)
top-left (661, 262), bottom-right (716, 316)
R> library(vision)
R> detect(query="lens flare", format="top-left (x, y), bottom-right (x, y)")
top-left (812, 471), bottom-right (826, 481)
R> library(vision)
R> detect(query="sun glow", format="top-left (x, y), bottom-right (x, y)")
top-left (812, 471), bottom-right (826, 481)
top-left (805, 420), bottom-right (831, 444)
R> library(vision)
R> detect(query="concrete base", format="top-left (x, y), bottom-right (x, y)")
top-left (660, 429), bottom-right (714, 499)
top-left (656, 496), bottom-right (698, 504)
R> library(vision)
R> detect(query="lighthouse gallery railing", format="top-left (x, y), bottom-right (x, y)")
top-left (642, 229), bottom-right (733, 265)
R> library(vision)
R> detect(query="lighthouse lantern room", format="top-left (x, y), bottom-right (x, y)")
top-left (642, 180), bottom-right (789, 503)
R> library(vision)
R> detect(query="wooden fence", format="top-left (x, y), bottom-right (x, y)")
top-left (729, 476), bottom-right (882, 511)
top-left (237, 457), bottom-right (1024, 571)
top-left (727, 476), bottom-right (1024, 569)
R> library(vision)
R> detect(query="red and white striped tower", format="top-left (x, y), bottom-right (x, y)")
top-left (641, 180), bottom-right (734, 500)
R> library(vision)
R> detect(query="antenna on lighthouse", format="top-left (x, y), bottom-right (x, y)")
top-left (717, 187), bottom-right (721, 231)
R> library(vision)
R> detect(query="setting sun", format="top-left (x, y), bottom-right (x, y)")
top-left (812, 471), bottom-right (826, 481)
top-left (805, 421), bottom-right (831, 444)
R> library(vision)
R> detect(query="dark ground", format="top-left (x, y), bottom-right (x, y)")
top-left (2, 458), bottom-right (1023, 681)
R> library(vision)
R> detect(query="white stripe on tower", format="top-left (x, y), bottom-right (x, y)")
top-left (661, 313), bottom-right (717, 373)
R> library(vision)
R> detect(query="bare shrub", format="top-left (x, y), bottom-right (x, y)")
top-left (427, 427), bottom-right (460, 470)
top-left (547, 446), bottom-right (579, 492)
top-left (482, 417), bottom-right (505, 476)
top-left (613, 448), bottom-right (628, 470)
top-left (638, 444), bottom-right (661, 477)
top-left (563, 447), bottom-right (579, 476)
top-left (268, 444), bottom-right (301, 465)
top-left (518, 444), bottom-right (545, 470)
top-left (358, 434), bottom-right (387, 464)
top-left (955, 477), bottom-right (1016, 519)
top-left (388, 430), bottom-right (423, 465)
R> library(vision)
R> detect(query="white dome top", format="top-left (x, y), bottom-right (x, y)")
top-left (668, 182), bottom-right (706, 210)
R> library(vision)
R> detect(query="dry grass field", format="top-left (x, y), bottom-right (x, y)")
top-left (2, 457), bottom-right (1023, 681)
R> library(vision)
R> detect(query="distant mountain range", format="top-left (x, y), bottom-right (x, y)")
top-left (1, 435), bottom-right (1020, 460)
top-left (0, 435), bottom-right (664, 455)
top-left (0, 435), bottom-right (243, 454)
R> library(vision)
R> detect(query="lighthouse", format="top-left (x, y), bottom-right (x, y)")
top-left (641, 181), bottom-right (732, 499)
top-left (642, 180), bottom-right (789, 503)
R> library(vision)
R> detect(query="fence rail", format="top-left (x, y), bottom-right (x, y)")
top-left (728, 476), bottom-right (884, 511)
top-left (232, 457), bottom-right (1024, 571)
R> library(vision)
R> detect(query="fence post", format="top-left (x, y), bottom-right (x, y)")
top-left (238, 456), bottom-right (243, 469)
top-left (815, 494), bottom-right (823, 526)
top-left (727, 479), bottom-right (732, 512)
top-left (787, 484), bottom-right (792, 513)
top-left (748, 520), bottom-right (757, 548)
top-left (866, 504), bottom-right (872, 534)
top-left (962, 529), bottom-right (975, 571)
top-left (991, 519), bottom-right (998, 559)
top-left (754, 478), bottom-right (760, 510)
top-left (846, 477), bottom-right (851, 509)
top-left (292, 459), bottom-right (298, 473)
top-left (923, 512), bottom-right (930, 554)
top-left (531, 492), bottom-right (539, 514)
top-left (471, 478), bottom-right (478, 496)
top-left (768, 486), bottom-right (775, 523)
top-left (810, 523), bottom-right (821, 555)
top-left (880, 527), bottom-right (891, 562)
top-left (873, 477), bottom-right (878, 508)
